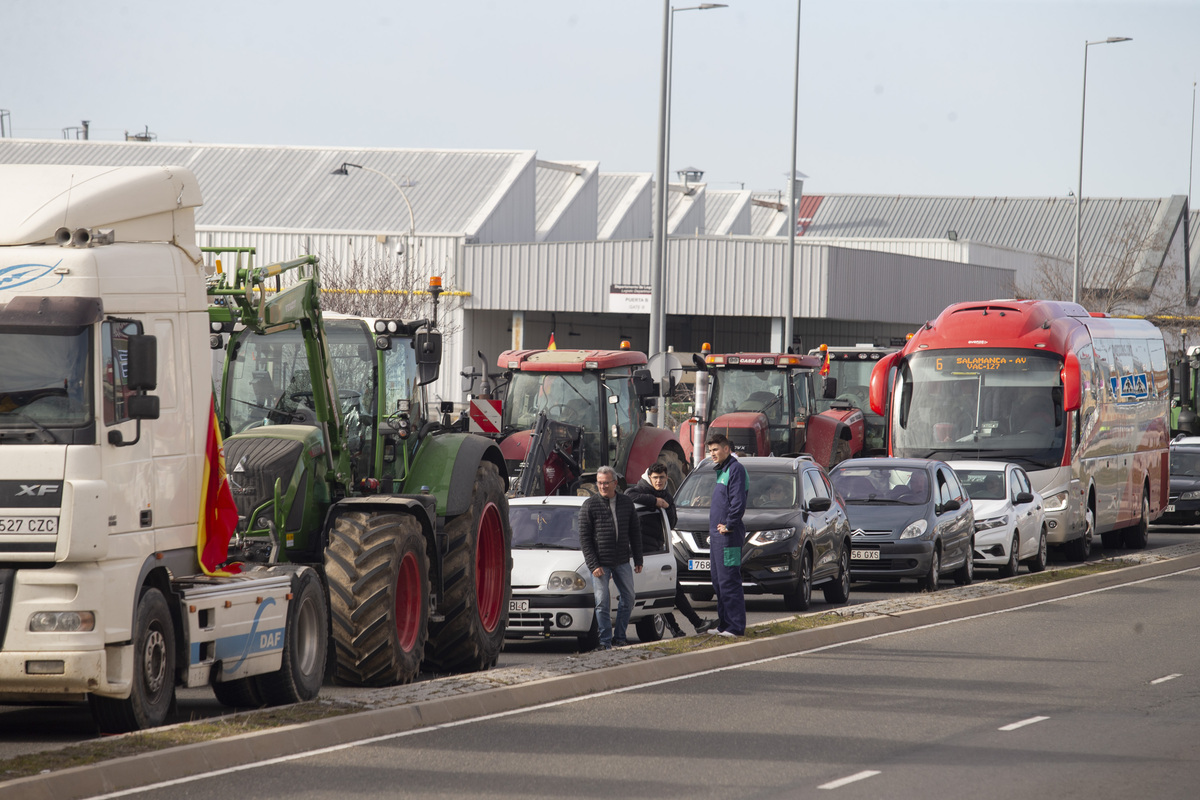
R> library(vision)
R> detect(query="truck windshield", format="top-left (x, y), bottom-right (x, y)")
top-left (891, 349), bottom-right (1066, 469)
top-left (0, 329), bottom-right (92, 437)
top-left (711, 369), bottom-right (789, 425)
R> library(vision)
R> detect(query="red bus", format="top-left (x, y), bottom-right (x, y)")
top-left (869, 300), bottom-right (1169, 558)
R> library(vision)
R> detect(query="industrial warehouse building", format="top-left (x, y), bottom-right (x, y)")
top-left (0, 138), bottom-right (1192, 405)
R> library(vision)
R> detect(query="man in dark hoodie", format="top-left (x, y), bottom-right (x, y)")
top-left (706, 433), bottom-right (748, 637)
top-left (626, 463), bottom-right (714, 637)
top-left (579, 465), bottom-right (642, 649)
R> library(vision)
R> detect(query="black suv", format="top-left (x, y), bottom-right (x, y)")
top-left (672, 456), bottom-right (852, 610)
top-left (1160, 436), bottom-right (1200, 525)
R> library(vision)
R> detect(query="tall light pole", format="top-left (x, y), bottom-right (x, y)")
top-left (650, 2), bottom-right (727, 370)
top-left (782, 0), bottom-right (803, 352)
top-left (331, 161), bottom-right (417, 280)
top-left (1073, 36), bottom-right (1131, 305)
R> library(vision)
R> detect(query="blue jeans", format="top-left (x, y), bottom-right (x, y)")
top-left (592, 561), bottom-right (635, 647)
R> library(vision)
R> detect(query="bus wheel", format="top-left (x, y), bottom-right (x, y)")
top-left (1122, 489), bottom-right (1150, 550)
top-left (1066, 508), bottom-right (1093, 561)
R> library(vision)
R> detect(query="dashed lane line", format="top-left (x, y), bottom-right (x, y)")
top-left (818, 770), bottom-right (881, 790)
top-left (1150, 673), bottom-right (1182, 684)
top-left (999, 716), bottom-right (1049, 731)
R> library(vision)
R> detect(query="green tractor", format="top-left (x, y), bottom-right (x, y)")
top-left (207, 249), bottom-right (510, 690)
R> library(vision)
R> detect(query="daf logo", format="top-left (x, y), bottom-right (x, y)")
top-left (17, 484), bottom-right (59, 497)
top-left (851, 529), bottom-right (867, 538)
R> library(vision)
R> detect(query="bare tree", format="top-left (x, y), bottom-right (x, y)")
top-left (314, 250), bottom-right (463, 341)
top-left (1020, 209), bottom-right (1190, 336)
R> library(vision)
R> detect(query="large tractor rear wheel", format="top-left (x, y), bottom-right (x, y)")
top-left (326, 511), bottom-right (429, 685)
top-left (424, 461), bottom-right (512, 674)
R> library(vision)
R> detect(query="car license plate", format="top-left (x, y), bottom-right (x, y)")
top-left (1165, 504), bottom-right (1175, 513)
top-left (851, 548), bottom-right (880, 561)
top-left (509, 599), bottom-right (529, 613)
top-left (688, 558), bottom-right (710, 571)
top-left (0, 516), bottom-right (58, 534)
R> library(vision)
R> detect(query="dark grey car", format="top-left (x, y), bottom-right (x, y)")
top-left (672, 456), bottom-right (853, 610)
top-left (829, 457), bottom-right (975, 591)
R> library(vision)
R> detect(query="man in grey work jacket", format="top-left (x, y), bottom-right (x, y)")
top-left (706, 433), bottom-right (748, 637)
top-left (578, 465), bottom-right (643, 649)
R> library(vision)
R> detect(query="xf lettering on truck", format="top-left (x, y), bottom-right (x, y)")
top-left (16, 484), bottom-right (59, 497)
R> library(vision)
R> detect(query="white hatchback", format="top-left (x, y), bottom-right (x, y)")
top-left (948, 460), bottom-right (1048, 576)
top-left (505, 496), bottom-right (677, 650)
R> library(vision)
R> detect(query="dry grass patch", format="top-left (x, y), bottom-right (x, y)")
top-left (1006, 560), bottom-right (1125, 588)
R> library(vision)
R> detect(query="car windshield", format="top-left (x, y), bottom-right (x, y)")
top-left (831, 465), bottom-right (930, 504)
top-left (676, 465), bottom-right (797, 509)
top-left (510, 505), bottom-right (581, 549)
top-left (1170, 449), bottom-right (1200, 477)
top-left (954, 469), bottom-right (1007, 500)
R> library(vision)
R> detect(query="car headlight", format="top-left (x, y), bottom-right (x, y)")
top-left (899, 519), bottom-right (929, 539)
top-left (975, 514), bottom-right (1008, 531)
top-left (547, 571), bottom-right (588, 591)
top-left (1181, 490), bottom-right (1200, 501)
top-left (1043, 490), bottom-right (1070, 512)
top-left (747, 528), bottom-right (795, 545)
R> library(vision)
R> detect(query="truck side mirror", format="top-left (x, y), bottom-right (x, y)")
top-left (414, 329), bottom-right (442, 387)
top-left (126, 335), bottom-right (158, 391)
top-left (127, 394), bottom-right (160, 420)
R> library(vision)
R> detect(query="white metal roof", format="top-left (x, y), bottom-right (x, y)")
top-left (0, 139), bottom-right (536, 239)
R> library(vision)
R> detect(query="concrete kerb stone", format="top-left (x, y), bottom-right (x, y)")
top-left (8, 544), bottom-right (1200, 800)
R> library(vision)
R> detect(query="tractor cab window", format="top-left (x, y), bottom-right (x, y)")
top-left (712, 369), bottom-right (788, 425)
top-left (790, 370), bottom-right (812, 420)
top-left (503, 371), bottom-right (602, 467)
top-left (603, 369), bottom-right (635, 470)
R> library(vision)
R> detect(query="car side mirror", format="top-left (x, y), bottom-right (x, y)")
top-left (807, 496), bottom-right (832, 512)
top-left (939, 498), bottom-right (961, 513)
top-left (1016, 491), bottom-right (1034, 504)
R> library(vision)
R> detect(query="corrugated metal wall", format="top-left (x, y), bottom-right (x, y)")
top-left (539, 168), bottom-right (599, 243)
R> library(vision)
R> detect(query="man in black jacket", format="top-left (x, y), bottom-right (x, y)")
top-left (579, 465), bottom-right (642, 649)
top-left (626, 463), bottom-right (714, 637)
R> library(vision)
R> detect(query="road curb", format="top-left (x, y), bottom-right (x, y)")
top-left (9, 550), bottom-right (1200, 800)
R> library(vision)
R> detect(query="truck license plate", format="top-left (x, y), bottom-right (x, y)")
top-left (851, 548), bottom-right (880, 561)
top-left (688, 559), bottom-right (710, 571)
top-left (0, 516), bottom-right (58, 534)
top-left (509, 599), bottom-right (529, 613)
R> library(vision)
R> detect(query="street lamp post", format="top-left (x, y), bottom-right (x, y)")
top-left (782, 0), bottom-right (803, 352)
top-left (650, 2), bottom-right (727, 403)
top-left (1073, 36), bottom-right (1131, 305)
top-left (332, 161), bottom-right (417, 281)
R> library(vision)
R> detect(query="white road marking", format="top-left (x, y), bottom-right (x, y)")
top-left (85, 562), bottom-right (1200, 799)
top-left (818, 770), bottom-right (881, 790)
top-left (1150, 673), bottom-right (1182, 684)
top-left (998, 715), bottom-right (1049, 731)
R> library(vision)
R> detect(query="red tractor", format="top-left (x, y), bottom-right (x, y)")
top-left (465, 348), bottom-right (690, 495)
top-left (678, 350), bottom-right (864, 469)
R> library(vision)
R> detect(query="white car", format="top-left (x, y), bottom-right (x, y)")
top-left (506, 495), bottom-right (677, 650)
top-left (948, 460), bottom-right (1048, 576)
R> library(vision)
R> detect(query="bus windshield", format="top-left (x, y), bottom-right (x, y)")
top-left (891, 349), bottom-right (1066, 469)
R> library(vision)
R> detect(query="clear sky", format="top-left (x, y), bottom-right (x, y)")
top-left (2, 0), bottom-right (1196, 200)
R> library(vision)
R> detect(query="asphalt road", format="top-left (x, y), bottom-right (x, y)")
top-left (2, 527), bottom-right (1196, 761)
top-left (94, 543), bottom-right (1200, 800)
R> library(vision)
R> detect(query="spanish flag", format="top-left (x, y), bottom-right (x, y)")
top-left (819, 343), bottom-right (830, 376)
top-left (548, 333), bottom-right (557, 350)
top-left (198, 396), bottom-right (242, 576)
